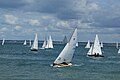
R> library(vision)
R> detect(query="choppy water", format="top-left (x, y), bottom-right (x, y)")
top-left (0, 42), bottom-right (120, 80)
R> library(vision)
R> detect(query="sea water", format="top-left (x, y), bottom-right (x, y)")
top-left (0, 42), bottom-right (120, 80)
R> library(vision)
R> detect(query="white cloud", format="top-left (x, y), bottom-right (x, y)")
top-left (4, 14), bottom-right (18, 24)
top-left (28, 19), bottom-right (40, 26)
top-left (87, 3), bottom-right (100, 11)
top-left (56, 20), bottom-right (69, 28)
top-left (15, 25), bottom-right (22, 30)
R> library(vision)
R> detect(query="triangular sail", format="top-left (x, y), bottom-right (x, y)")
top-left (85, 40), bottom-right (90, 48)
top-left (53, 28), bottom-right (77, 65)
top-left (87, 44), bottom-right (93, 55)
top-left (23, 40), bottom-right (27, 45)
top-left (76, 42), bottom-right (78, 47)
top-left (100, 42), bottom-right (103, 48)
top-left (63, 35), bottom-right (67, 44)
top-left (92, 34), bottom-right (102, 55)
top-left (42, 38), bottom-right (47, 48)
top-left (116, 42), bottom-right (118, 49)
top-left (31, 33), bottom-right (38, 50)
top-left (2, 38), bottom-right (5, 46)
top-left (48, 35), bottom-right (53, 48)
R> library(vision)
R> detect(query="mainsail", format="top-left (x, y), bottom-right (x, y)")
top-left (23, 40), bottom-right (27, 46)
top-left (85, 40), bottom-right (90, 48)
top-left (2, 38), bottom-right (5, 46)
top-left (31, 33), bottom-right (38, 51)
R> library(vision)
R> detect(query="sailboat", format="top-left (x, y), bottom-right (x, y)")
top-left (2, 38), bottom-right (5, 46)
top-left (23, 40), bottom-right (27, 46)
top-left (118, 49), bottom-right (120, 54)
top-left (31, 33), bottom-right (38, 51)
top-left (52, 28), bottom-right (77, 67)
top-left (87, 34), bottom-right (104, 57)
top-left (85, 40), bottom-right (90, 48)
top-left (45, 35), bottom-right (53, 49)
top-left (63, 35), bottom-right (67, 44)
top-left (41, 38), bottom-right (47, 49)
top-left (76, 42), bottom-right (78, 47)
top-left (116, 42), bottom-right (119, 49)
top-left (100, 42), bottom-right (103, 48)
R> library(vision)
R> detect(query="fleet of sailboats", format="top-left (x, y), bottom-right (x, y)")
top-left (52, 28), bottom-right (77, 67)
top-left (31, 33), bottom-right (38, 51)
top-left (87, 34), bottom-right (104, 57)
top-left (44, 35), bottom-right (53, 49)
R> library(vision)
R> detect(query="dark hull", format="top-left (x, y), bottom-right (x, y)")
top-left (52, 62), bottom-right (72, 67)
top-left (88, 55), bottom-right (104, 57)
top-left (31, 49), bottom-right (38, 51)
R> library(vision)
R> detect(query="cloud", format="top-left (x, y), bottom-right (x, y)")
top-left (28, 19), bottom-right (40, 26)
top-left (15, 25), bottom-right (22, 30)
top-left (4, 14), bottom-right (18, 24)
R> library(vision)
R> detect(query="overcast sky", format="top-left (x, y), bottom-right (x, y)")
top-left (0, 0), bottom-right (120, 43)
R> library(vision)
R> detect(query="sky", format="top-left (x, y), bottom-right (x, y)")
top-left (0, 0), bottom-right (120, 43)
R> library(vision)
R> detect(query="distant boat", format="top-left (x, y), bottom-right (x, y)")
top-left (63, 35), bottom-right (67, 44)
top-left (41, 37), bottom-right (47, 49)
top-left (85, 40), bottom-right (90, 48)
top-left (31, 33), bottom-right (38, 51)
top-left (52, 28), bottom-right (77, 67)
top-left (118, 49), bottom-right (120, 54)
top-left (76, 42), bottom-right (78, 47)
top-left (116, 42), bottom-right (119, 49)
top-left (45, 35), bottom-right (53, 49)
top-left (2, 38), bottom-right (5, 46)
top-left (100, 42), bottom-right (103, 48)
top-left (87, 34), bottom-right (104, 57)
top-left (23, 40), bottom-right (27, 46)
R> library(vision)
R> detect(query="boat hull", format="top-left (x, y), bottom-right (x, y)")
top-left (31, 49), bottom-right (38, 51)
top-left (52, 62), bottom-right (72, 67)
top-left (88, 54), bottom-right (104, 57)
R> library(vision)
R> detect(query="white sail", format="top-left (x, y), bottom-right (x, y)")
top-left (48, 35), bottom-right (53, 48)
top-left (42, 39), bottom-right (47, 48)
top-left (87, 44), bottom-right (93, 55)
top-left (2, 38), bottom-right (5, 46)
top-left (118, 49), bottom-right (120, 54)
top-left (23, 40), bottom-right (27, 45)
top-left (76, 42), bottom-right (78, 47)
top-left (92, 34), bottom-right (102, 55)
top-left (31, 33), bottom-right (38, 51)
top-left (45, 35), bottom-right (53, 49)
top-left (100, 42), bottom-right (103, 48)
top-left (45, 37), bottom-right (49, 48)
top-left (53, 28), bottom-right (77, 67)
top-left (116, 42), bottom-right (118, 49)
top-left (85, 40), bottom-right (90, 48)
